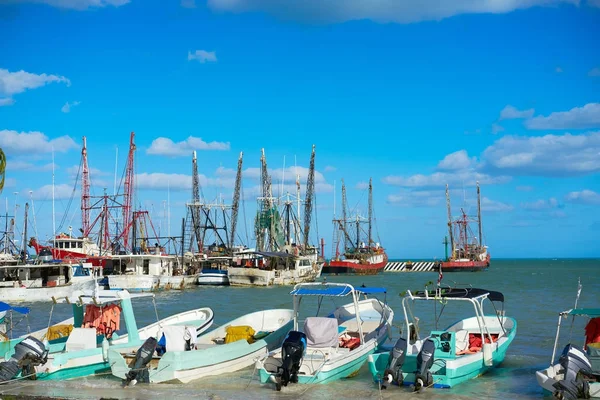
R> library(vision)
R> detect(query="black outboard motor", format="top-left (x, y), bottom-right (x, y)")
top-left (382, 337), bottom-right (407, 388)
top-left (275, 331), bottom-right (307, 391)
top-left (414, 339), bottom-right (436, 391)
top-left (0, 336), bottom-right (48, 383)
top-left (552, 344), bottom-right (593, 400)
top-left (124, 337), bottom-right (157, 386)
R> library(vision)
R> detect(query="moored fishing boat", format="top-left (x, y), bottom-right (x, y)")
top-left (106, 254), bottom-right (199, 291)
top-left (0, 290), bottom-right (214, 382)
top-left (0, 262), bottom-right (96, 302)
top-left (256, 283), bottom-right (393, 389)
top-left (322, 179), bottom-right (387, 275)
top-left (438, 183), bottom-right (490, 272)
top-left (535, 306), bottom-right (600, 399)
top-left (109, 308), bottom-right (294, 384)
top-left (368, 287), bottom-right (516, 390)
top-left (197, 256), bottom-right (230, 286)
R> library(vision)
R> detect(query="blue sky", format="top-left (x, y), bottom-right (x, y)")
top-left (1, 0), bottom-right (599, 258)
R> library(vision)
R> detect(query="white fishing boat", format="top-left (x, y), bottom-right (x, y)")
top-left (197, 256), bottom-right (230, 286)
top-left (367, 287), bottom-right (516, 390)
top-left (0, 290), bottom-right (214, 382)
top-left (536, 307), bottom-right (600, 399)
top-left (228, 251), bottom-right (322, 287)
top-left (106, 254), bottom-right (198, 291)
top-left (256, 283), bottom-right (393, 390)
top-left (108, 308), bottom-right (294, 384)
top-left (0, 263), bottom-right (96, 302)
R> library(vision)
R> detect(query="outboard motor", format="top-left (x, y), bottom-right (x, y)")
top-left (382, 337), bottom-right (407, 388)
top-left (414, 339), bottom-right (436, 391)
top-left (552, 344), bottom-right (593, 400)
top-left (124, 337), bottom-right (157, 386)
top-left (0, 336), bottom-right (48, 383)
top-left (275, 331), bottom-right (307, 391)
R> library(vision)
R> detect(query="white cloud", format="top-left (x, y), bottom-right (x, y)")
top-left (499, 105), bottom-right (535, 120)
top-left (521, 198), bottom-right (559, 210)
top-left (355, 181), bottom-right (368, 190)
top-left (31, 183), bottom-right (76, 201)
top-left (147, 136), bottom-right (230, 156)
top-left (481, 131), bottom-right (600, 176)
top-left (6, 160), bottom-right (55, 172)
top-left (386, 190), bottom-right (446, 207)
top-left (135, 172), bottom-right (236, 192)
top-left (0, 98), bottom-right (15, 107)
top-left (207, 0), bottom-right (578, 24)
top-left (0, 130), bottom-right (78, 154)
top-left (15, 0), bottom-right (130, 10)
top-left (589, 67), bottom-right (600, 77)
top-left (61, 100), bottom-right (81, 113)
top-left (187, 50), bottom-right (217, 63)
top-left (480, 197), bottom-right (514, 212)
top-left (243, 166), bottom-right (326, 185)
top-left (382, 170), bottom-right (510, 188)
top-left (324, 165), bottom-right (336, 172)
top-left (525, 103), bottom-right (600, 130)
top-left (437, 150), bottom-right (475, 171)
top-left (0, 68), bottom-right (70, 105)
top-left (491, 123), bottom-right (504, 134)
top-left (565, 190), bottom-right (600, 205)
top-left (555, 66), bottom-right (563, 73)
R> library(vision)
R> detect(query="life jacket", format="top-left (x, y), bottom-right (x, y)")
top-left (585, 318), bottom-right (600, 348)
top-left (82, 304), bottom-right (122, 338)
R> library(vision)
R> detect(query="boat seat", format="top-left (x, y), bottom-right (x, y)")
top-left (340, 319), bottom-right (380, 334)
top-left (65, 328), bottom-right (97, 352)
top-left (304, 317), bottom-right (339, 348)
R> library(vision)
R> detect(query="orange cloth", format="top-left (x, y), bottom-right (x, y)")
top-left (82, 304), bottom-right (121, 338)
top-left (585, 318), bottom-right (600, 348)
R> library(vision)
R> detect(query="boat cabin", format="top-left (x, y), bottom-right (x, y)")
top-left (0, 263), bottom-right (93, 288)
top-left (106, 254), bottom-right (179, 277)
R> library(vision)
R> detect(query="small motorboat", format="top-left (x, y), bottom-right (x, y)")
top-left (368, 287), bottom-right (516, 390)
top-left (536, 307), bottom-right (600, 399)
top-left (108, 308), bottom-right (294, 384)
top-left (256, 283), bottom-right (394, 389)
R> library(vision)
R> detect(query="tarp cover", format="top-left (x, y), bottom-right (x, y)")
top-left (303, 317), bottom-right (339, 348)
top-left (163, 326), bottom-right (187, 352)
top-left (0, 302), bottom-right (30, 315)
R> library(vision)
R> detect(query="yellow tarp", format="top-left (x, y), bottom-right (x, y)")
top-left (46, 324), bottom-right (74, 341)
top-left (224, 325), bottom-right (255, 344)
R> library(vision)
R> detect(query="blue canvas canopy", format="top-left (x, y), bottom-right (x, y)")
top-left (290, 286), bottom-right (353, 297)
top-left (0, 302), bottom-right (30, 315)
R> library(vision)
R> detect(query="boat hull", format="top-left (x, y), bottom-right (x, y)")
top-left (368, 316), bottom-right (517, 388)
top-left (107, 274), bottom-right (198, 291)
top-left (439, 260), bottom-right (489, 272)
top-left (197, 269), bottom-right (229, 286)
top-left (322, 255), bottom-right (387, 275)
top-left (108, 309), bottom-right (294, 384)
top-left (536, 364), bottom-right (600, 398)
top-left (0, 279), bottom-right (96, 303)
top-left (227, 266), bottom-right (319, 286)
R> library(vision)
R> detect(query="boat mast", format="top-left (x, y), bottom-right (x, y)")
top-left (52, 147), bottom-right (56, 247)
top-left (230, 151), bottom-right (243, 250)
top-left (445, 184), bottom-right (454, 259)
top-left (368, 177), bottom-right (372, 251)
top-left (122, 132), bottom-right (135, 252)
top-left (21, 202), bottom-right (28, 255)
top-left (303, 145), bottom-right (315, 249)
top-left (191, 151), bottom-right (201, 252)
top-left (341, 179), bottom-right (347, 252)
top-left (296, 173), bottom-right (301, 244)
top-left (81, 136), bottom-right (90, 237)
top-left (477, 181), bottom-right (483, 249)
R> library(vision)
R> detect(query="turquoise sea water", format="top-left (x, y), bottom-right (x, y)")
top-left (1, 258), bottom-right (599, 399)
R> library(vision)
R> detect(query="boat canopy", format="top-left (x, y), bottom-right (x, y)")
top-left (290, 283), bottom-right (387, 297)
top-left (561, 308), bottom-right (600, 318)
top-left (53, 291), bottom-right (155, 305)
top-left (0, 302), bottom-right (29, 315)
top-left (291, 286), bottom-right (353, 297)
top-left (413, 287), bottom-right (504, 303)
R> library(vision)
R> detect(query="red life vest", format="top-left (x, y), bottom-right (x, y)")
top-left (585, 318), bottom-right (600, 347)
